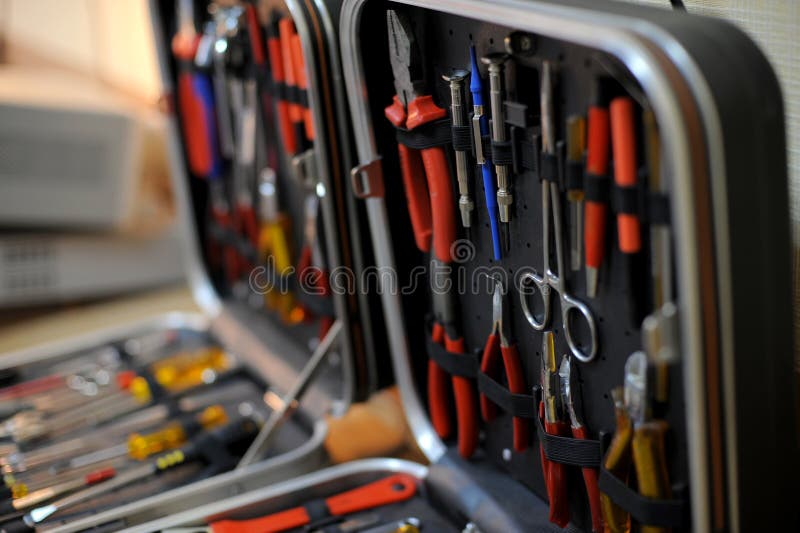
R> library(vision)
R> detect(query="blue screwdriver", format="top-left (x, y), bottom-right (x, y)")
top-left (469, 46), bottom-right (502, 261)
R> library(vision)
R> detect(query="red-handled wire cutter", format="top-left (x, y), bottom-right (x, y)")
top-left (430, 279), bottom-right (478, 458)
top-left (540, 331), bottom-right (570, 527)
top-left (384, 9), bottom-right (457, 263)
top-left (479, 276), bottom-right (529, 452)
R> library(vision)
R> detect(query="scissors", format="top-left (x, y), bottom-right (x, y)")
top-left (519, 61), bottom-right (598, 363)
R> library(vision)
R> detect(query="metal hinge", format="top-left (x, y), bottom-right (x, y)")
top-left (350, 157), bottom-right (385, 199)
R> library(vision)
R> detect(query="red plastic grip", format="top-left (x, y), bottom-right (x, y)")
top-left (176, 72), bottom-right (213, 176)
top-left (211, 507), bottom-right (310, 533)
top-left (429, 323), bottom-right (453, 439)
top-left (420, 146), bottom-right (457, 263)
top-left (584, 106), bottom-right (610, 270)
top-left (610, 97), bottom-right (641, 254)
top-left (479, 333), bottom-right (500, 423)
top-left (396, 143), bottom-right (433, 253)
top-left (406, 94), bottom-right (446, 130)
top-left (244, 4), bottom-right (265, 66)
top-left (539, 403), bottom-right (571, 528)
top-left (446, 334), bottom-right (477, 458)
top-left (116, 370), bottom-right (137, 390)
top-left (573, 425), bottom-right (603, 532)
top-left (384, 94), bottom-right (407, 127)
top-left (290, 34), bottom-right (314, 142)
top-left (85, 467), bottom-right (116, 485)
top-left (325, 473), bottom-right (417, 515)
top-left (501, 344), bottom-right (529, 452)
top-left (279, 19), bottom-right (303, 125)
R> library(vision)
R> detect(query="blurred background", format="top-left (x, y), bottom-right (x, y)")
top-left (0, 0), bottom-right (196, 349)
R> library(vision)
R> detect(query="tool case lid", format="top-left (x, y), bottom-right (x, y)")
top-left (340, 0), bottom-right (797, 531)
top-left (150, 0), bottom-right (378, 418)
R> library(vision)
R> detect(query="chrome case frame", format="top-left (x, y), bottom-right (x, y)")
top-left (341, 1), bottom-right (738, 532)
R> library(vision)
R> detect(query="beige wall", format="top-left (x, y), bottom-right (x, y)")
top-left (4, 0), bottom-right (161, 103)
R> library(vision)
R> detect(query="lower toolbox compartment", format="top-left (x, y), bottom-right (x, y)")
top-left (0, 313), bottom-right (329, 532)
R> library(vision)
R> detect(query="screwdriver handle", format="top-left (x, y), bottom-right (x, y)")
top-left (278, 18), bottom-right (305, 153)
top-left (584, 106), bottom-right (610, 296)
top-left (266, 19), bottom-right (296, 155)
top-left (632, 420), bottom-right (672, 533)
top-left (290, 34), bottom-right (315, 142)
top-left (610, 97), bottom-right (641, 254)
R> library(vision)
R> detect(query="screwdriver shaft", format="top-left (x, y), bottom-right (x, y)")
top-left (484, 56), bottom-right (512, 224)
top-left (444, 72), bottom-right (474, 229)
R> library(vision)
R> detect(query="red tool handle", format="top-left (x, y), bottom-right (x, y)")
top-left (610, 97), bottom-right (641, 254)
top-left (279, 18), bottom-right (304, 152)
top-left (267, 21), bottom-right (296, 155)
top-left (429, 323), bottom-right (453, 439)
top-left (445, 333), bottom-right (478, 458)
top-left (85, 467), bottom-right (116, 485)
top-left (210, 474), bottom-right (417, 533)
top-left (584, 106), bottom-right (610, 271)
top-left (237, 205), bottom-right (260, 275)
top-left (573, 425), bottom-right (603, 532)
top-left (479, 334), bottom-right (500, 423)
top-left (290, 34), bottom-right (315, 142)
top-left (244, 4), bottom-right (265, 67)
top-left (501, 344), bottom-right (529, 452)
top-left (479, 337), bottom-right (529, 452)
top-left (539, 403), bottom-right (571, 528)
top-left (405, 94), bottom-right (456, 263)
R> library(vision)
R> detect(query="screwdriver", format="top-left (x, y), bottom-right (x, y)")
top-left (289, 34), bottom-right (314, 143)
top-left (266, 14), bottom-right (297, 156)
top-left (583, 104), bottom-right (610, 298)
top-left (481, 52), bottom-right (512, 251)
top-left (3, 416), bottom-right (259, 531)
top-left (443, 69), bottom-right (474, 234)
top-left (566, 115), bottom-right (586, 272)
top-left (625, 351), bottom-right (672, 533)
top-left (469, 46), bottom-right (502, 260)
top-left (0, 467), bottom-right (115, 515)
top-left (279, 18), bottom-right (305, 155)
top-left (41, 404), bottom-right (228, 475)
top-left (610, 97), bottom-right (641, 254)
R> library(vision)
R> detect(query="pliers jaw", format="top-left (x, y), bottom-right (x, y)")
top-left (558, 354), bottom-right (583, 430)
top-left (540, 331), bottom-right (562, 424)
top-left (386, 9), bottom-right (424, 108)
top-left (489, 276), bottom-right (513, 347)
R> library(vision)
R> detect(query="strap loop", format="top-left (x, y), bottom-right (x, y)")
top-left (395, 118), bottom-right (452, 150)
top-left (476, 371), bottom-right (537, 419)
top-left (424, 334), bottom-right (479, 379)
top-left (535, 413), bottom-right (602, 468)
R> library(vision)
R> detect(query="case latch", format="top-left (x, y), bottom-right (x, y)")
top-left (292, 148), bottom-right (318, 189)
top-left (350, 158), bottom-right (385, 199)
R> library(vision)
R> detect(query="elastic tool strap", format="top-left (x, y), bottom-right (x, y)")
top-left (584, 173), bottom-right (610, 204)
top-left (425, 335), bottom-right (479, 379)
top-left (394, 118), bottom-right (452, 150)
top-left (535, 414), bottom-right (602, 468)
top-left (566, 161), bottom-right (584, 190)
top-left (451, 124), bottom-right (473, 152)
top-left (540, 153), bottom-right (559, 183)
top-left (648, 192), bottom-right (671, 225)
top-left (611, 184), bottom-right (639, 215)
top-left (476, 371), bottom-right (537, 419)
top-left (304, 498), bottom-right (331, 523)
top-left (598, 466), bottom-right (687, 527)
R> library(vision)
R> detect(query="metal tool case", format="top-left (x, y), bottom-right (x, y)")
top-left (1, 0), bottom-right (796, 532)
top-left (131, 1), bottom-right (796, 533)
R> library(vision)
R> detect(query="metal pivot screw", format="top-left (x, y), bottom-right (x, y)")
top-left (504, 31), bottom-right (536, 56)
top-left (481, 53), bottom-right (512, 224)
top-left (442, 69), bottom-right (474, 229)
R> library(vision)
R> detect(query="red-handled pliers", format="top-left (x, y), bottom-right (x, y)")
top-left (480, 277), bottom-right (528, 452)
top-left (560, 354), bottom-right (603, 532)
top-left (540, 331), bottom-right (570, 528)
top-left (384, 9), bottom-right (457, 263)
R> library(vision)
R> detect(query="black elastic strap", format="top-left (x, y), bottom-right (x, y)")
top-left (395, 118), bottom-right (452, 150)
top-left (492, 140), bottom-right (514, 166)
top-left (476, 371), bottom-right (537, 419)
top-left (272, 81), bottom-right (289, 100)
top-left (612, 184), bottom-right (639, 215)
top-left (535, 413), bottom-right (602, 468)
top-left (584, 174), bottom-right (610, 204)
top-left (648, 192), bottom-right (671, 225)
top-left (304, 499), bottom-right (331, 523)
top-left (541, 153), bottom-right (558, 183)
top-left (451, 124), bottom-right (473, 153)
top-left (425, 335), bottom-right (479, 379)
top-left (598, 467), bottom-right (687, 527)
top-left (566, 161), bottom-right (584, 191)
top-left (517, 135), bottom-right (539, 174)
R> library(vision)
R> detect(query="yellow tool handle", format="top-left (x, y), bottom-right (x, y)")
top-left (601, 389), bottom-right (633, 533)
top-left (632, 420), bottom-right (672, 533)
top-left (260, 217), bottom-right (305, 324)
top-left (128, 405), bottom-right (228, 460)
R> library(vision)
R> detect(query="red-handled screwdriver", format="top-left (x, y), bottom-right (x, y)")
top-left (583, 105), bottom-right (610, 298)
top-left (610, 97), bottom-right (641, 254)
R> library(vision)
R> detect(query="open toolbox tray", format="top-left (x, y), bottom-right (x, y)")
top-left (0, 0), bottom-right (382, 531)
top-left (339, 0), bottom-right (796, 532)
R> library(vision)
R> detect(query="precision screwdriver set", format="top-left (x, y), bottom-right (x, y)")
top-left (1, 0), bottom-right (797, 532)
